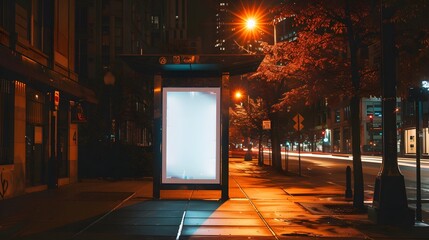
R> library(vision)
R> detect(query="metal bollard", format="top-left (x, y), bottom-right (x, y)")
top-left (345, 166), bottom-right (353, 198)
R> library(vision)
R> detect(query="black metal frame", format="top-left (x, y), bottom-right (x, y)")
top-left (152, 73), bottom-right (230, 201)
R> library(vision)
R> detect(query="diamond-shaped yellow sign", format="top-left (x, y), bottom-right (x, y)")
top-left (293, 113), bottom-right (304, 131)
top-left (294, 123), bottom-right (304, 131)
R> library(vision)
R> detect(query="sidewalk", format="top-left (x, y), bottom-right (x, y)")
top-left (0, 158), bottom-right (428, 239)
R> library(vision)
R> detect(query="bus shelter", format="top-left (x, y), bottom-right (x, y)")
top-left (120, 54), bottom-right (264, 200)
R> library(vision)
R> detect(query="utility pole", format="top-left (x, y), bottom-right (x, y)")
top-left (368, 3), bottom-right (414, 225)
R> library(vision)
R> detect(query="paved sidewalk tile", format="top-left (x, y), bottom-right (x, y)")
top-left (1, 158), bottom-right (429, 239)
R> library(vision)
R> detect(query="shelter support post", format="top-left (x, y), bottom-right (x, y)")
top-left (153, 74), bottom-right (162, 199)
top-left (221, 73), bottom-right (230, 201)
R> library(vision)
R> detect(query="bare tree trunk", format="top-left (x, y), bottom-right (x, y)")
top-left (350, 96), bottom-right (364, 209)
top-left (345, 0), bottom-right (364, 209)
top-left (270, 112), bottom-right (282, 171)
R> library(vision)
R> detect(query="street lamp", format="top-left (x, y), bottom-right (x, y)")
top-left (103, 71), bottom-right (116, 142)
top-left (246, 18), bottom-right (256, 30)
top-left (244, 16), bottom-right (279, 46)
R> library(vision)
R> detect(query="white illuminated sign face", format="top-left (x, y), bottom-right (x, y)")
top-left (162, 88), bottom-right (220, 184)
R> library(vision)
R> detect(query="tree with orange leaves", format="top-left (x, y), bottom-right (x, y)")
top-left (252, 0), bottom-right (429, 209)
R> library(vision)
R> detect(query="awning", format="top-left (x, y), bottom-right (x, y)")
top-left (119, 54), bottom-right (265, 77)
top-left (0, 45), bottom-right (97, 104)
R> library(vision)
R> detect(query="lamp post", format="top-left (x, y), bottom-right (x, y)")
top-left (273, 19), bottom-right (277, 45)
top-left (103, 71), bottom-right (116, 142)
top-left (235, 90), bottom-right (252, 161)
top-left (242, 15), bottom-right (283, 168)
top-left (368, 2), bottom-right (414, 225)
top-left (245, 17), bottom-right (278, 46)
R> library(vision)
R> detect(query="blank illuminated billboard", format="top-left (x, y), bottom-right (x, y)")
top-left (162, 87), bottom-right (220, 184)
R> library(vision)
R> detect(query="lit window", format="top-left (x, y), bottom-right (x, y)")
top-left (335, 110), bottom-right (341, 123)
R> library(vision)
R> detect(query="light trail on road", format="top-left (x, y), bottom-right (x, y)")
top-left (277, 152), bottom-right (429, 169)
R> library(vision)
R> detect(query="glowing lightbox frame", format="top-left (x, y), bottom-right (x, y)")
top-left (162, 87), bottom-right (221, 184)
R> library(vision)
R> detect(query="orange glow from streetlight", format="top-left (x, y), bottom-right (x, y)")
top-left (246, 18), bottom-right (256, 30)
top-left (229, 3), bottom-right (272, 42)
top-left (235, 91), bottom-right (243, 100)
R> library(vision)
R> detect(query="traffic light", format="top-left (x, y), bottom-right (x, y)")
top-left (368, 114), bottom-right (373, 123)
top-left (322, 130), bottom-right (325, 136)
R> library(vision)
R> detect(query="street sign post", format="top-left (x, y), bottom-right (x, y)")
top-left (292, 113), bottom-right (304, 176)
top-left (293, 114), bottom-right (304, 131)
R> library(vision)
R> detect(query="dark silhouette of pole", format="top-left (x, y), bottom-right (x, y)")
top-left (285, 144), bottom-right (289, 172)
top-left (244, 95), bottom-right (252, 161)
top-left (345, 166), bottom-right (352, 198)
top-left (298, 115), bottom-right (301, 176)
top-left (369, 3), bottom-right (414, 225)
top-left (221, 73), bottom-right (230, 201)
top-left (414, 91), bottom-right (423, 222)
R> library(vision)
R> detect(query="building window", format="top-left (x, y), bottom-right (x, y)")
top-left (114, 17), bottom-right (122, 52)
top-left (366, 103), bottom-right (381, 117)
top-left (343, 106), bottom-right (350, 120)
top-left (32, 0), bottom-right (43, 50)
top-left (335, 109), bottom-right (340, 123)
top-left (0, 0), bottom-right (5, 28)
top-left (151, 16), bottom-right (159, 29)
top-left (102, 16), bottom-right (109, 36)
top-left (15, 0), bottom-right (31, 42)
top-left (0, 79), bottom-right (14, 165)
top-left (56, 0), bottom-right (69, 57)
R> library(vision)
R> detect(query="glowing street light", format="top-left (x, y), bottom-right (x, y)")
top-left (243, 16), bottom-right (278, 45)
top-left (235, 91), bottom-right (243, 100)
top-left (246, 18), bottom-right (256, 30)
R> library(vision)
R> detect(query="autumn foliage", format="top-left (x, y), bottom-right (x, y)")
top-left (249, 0), bottom-right (429, 209)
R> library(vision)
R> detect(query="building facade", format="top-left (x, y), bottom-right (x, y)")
top-left (307, 97), bottom-right (402, 155)
top-left (75, 0), bottom-right (214, 178)
top-left (0, 0), bottom-right (96, 199)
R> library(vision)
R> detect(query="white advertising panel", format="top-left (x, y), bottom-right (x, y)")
top-left (162, 87), bottom-right (220, 184)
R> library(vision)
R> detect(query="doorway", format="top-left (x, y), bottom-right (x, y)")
top-left (26, 88), bottom-right (47, 186)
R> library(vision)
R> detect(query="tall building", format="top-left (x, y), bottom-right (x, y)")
top-left (187, 0), bottom-right (217, 53)
top-left (75, 0), bottom-right (218, 178)
top-left (163, 0), bottom-right (189, 52)
top-left (215, 0), bottom-right (236, 53)
top-left (0, 0), bottom-right (96, 199)
top-left (75, 0), bottom-right (156, 178)
top-left (161, 0), bottom-right (216, 53)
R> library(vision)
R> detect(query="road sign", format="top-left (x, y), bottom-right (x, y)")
top-left (293, 113), bottom-right (304, 131)
top-left (293, 123), bottom-right (303, 131)
top-left (262, 120), bottom-right (271, 130)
